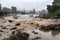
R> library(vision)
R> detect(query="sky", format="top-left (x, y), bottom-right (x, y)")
top-left (0, 0), bottom-right (53, 11)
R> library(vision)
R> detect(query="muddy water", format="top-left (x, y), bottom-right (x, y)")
top-left (0, 14), bottom-right (60, 40)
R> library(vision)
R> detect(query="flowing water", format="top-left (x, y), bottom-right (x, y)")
top-left (0, 14), bottom-right (60, 40)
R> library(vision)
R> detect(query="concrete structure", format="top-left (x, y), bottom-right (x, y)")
top-left (33, 9), bottom-right (35, 14)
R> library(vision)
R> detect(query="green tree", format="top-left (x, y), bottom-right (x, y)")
top-left (52, 5), bottom-right (60, 13)
top-left (54, 10), bottom-right (60, 17)
top-left (47, 5), bottom-right (52, 13)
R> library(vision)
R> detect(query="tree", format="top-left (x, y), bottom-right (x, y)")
top-left (54, 10), bottom-right (60, 17)
top-left (52, 5), bottom-right (60, 13)
top-left (47, 5), bottom-right (52, 13)
top-left (0, 10), bottom-right (8, 16)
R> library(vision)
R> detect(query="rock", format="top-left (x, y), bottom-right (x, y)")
top-left (32, 31), bottom-right (38, 34)
top-left (8, 20), bottom-right (13, 23)
top-left (12, 31), bottom-right (15, 35)
top-left (39, 24), bottom-right (60, 31)
top-left (32, 37), bottom-right (41, 40)
top-left (10, 27), bottom-right (17, 30)
top-left (0, 26), bottom-right (3, 27)
top-left (29, 15), bottom-right (33, 17)
top-left (30, 22), bottom-right (34, 25)
top-left (15, 23), bottom-right (20, 26)
top-left (0, 30), bottom-right (4, 32)
top-left (13, 16), bottom-right (18, 19)
top-left (2, 27), bottom-right (7, 29)
top-left (3, 31), bottom-right (29, 40)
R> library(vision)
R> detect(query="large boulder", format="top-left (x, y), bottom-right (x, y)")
top-left (3, 31), bottom-right (29, 40)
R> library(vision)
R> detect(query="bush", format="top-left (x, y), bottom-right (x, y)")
top-left (0, 10), bottom-right (8, 16)
top-left (54, 10), bottom-right (60, 16)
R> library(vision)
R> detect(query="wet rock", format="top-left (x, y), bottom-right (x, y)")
top-left (0, 25), bottom-right (3, 27)
top-left (32, 37), bottom-right (41, 40)
top-left (2, 27), bottom-right (7, 29)
top-left (15, 23), bottom-right (20, 26)
top-left (57, 24), bottom-right (60, 26)
top-left (30, 22), bottom-right (34, 25)
top-left (39, 24), bottom-right (60, 31)
top-left (4, 31), bottom-right (29, 40)
top-left (51, 31), bottom-right (60, 36)
top-left (13, 16), bottom-right (18, 19)
top-left (10, 27), bottom-right (17, 30)
top-left (0, 30), bottom-right (4, 32)
top-left (39, 25), bottom-right (45, 29)
top-left (12, 31), bottom-right (15, 35)
top-left (8, 20), bottom-right (13, 23)
top-left (32, 31), bottom-right (38, 34)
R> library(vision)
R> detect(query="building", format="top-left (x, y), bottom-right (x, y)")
top-left (33, 9), bottom-right (35, 14)
top-left (11, 6), bottom-right (17, 12)
top-left (53, 0), bottom-right (60, 5)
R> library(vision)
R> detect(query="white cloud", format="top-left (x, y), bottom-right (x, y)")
top-left (0, 0), bottom-right (53, 11)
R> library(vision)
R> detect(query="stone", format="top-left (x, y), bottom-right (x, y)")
top-left (8, 20), bottom-right (13, 23)
top-left (0, 26), bottom-right (3, 27)
top-left (32, 31), bottom-right (38, 34)
top-left (0, 30), bottom-right (4, 32)
top-left (10, 27), bottom-right (17, 30)
top-left (2, 27), bottom-right (7, 29)
top-left (13, 16), bottom-right (18, 19)
top-left (15, 23), bottom-right (20, 26)
top-left (32, 37), bottom-right (41, 40)
top-left (3, 31), bottom-right (29, 40)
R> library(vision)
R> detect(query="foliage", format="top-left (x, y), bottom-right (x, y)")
top-left (54, 10), bottom-right (60, 16)
top-left (0, 10), bottom-right (7, 14)
top-left (47, 5), bottom-right (52, 13)
top-left (52, 5), bottom-right (60, 13)
top-left (47, 5), bottom-right (60, 13)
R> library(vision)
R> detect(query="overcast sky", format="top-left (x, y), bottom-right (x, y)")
top-left (0, 0), bottom-right (53, 11)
